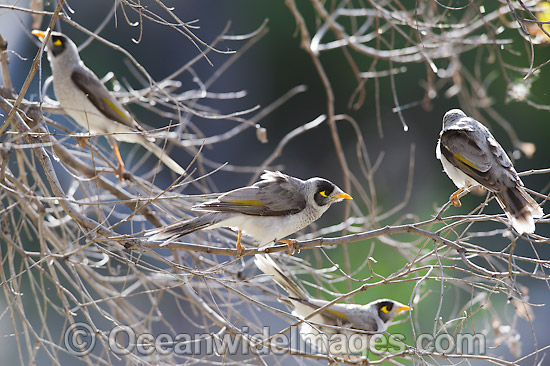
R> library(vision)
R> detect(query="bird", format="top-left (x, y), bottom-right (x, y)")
top-left (436, 109), bottom-right (543, 234)
top-left (32, 30), bottom-right (186, 180)
top-left (254, 254), bottom-right (410, 356)
top-left (147, 170), bottom-right (352, 255)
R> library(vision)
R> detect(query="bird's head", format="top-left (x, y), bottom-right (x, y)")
top-left (32, 30), bottom-right (79, 64)
top-left (373, 299), bottom-right (411, 324)
top-left (442, 109), bottom-right (467, 129)
top-left (306, 178), bottom-right (352, 208)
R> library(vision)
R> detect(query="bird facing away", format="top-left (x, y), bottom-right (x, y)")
top-left (32, 30), bottom-right (186, 180)
top-left (436, 109), bottom-right (543, 234)
top-left (147, 171), bottom-right (352, 255)
top-left (254, 254), bottom-right (410, 356)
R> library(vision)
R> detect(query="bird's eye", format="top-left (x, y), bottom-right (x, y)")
top-left (319, 190), bottom-right (328, 197)
top-left (380, 305), bottom-right (389, 314)
top-left (53, 38), bottom-right (62, 47)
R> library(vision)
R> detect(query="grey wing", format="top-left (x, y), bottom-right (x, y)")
top-left (487, 136), bottom-right (523, 188)
top-left (440, 128), bottom-right (492, 173)
top-left (71, 67), bottom-right (143, 131)
top-left (343, 305), bottom-right (380, 332)
top-left (441, 122), bottom-right (521, 191)
top-left (440, 127), bottom-right (502, 190)
top-left (255, 174), bottom-right (308, 212)
top-left (195, 173), bottom-right (307, 216)
top-left (358, 314), bottom-right (379, 332)
top-left (486, 135), bottom-right (515, 171)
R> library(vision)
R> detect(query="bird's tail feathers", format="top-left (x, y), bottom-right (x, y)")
top-left (147, 214), bottom-right (221, 243)
top-left (137, 137), bottom-right (186, 176)
top-left (254, 255), bottom-right (306, 300)
top-left (495, 185), bottom-right (543, 234)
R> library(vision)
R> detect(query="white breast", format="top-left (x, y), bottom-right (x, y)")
top-left (295, 311), bottom-right (372, 355)
top-left (51, 67), bottom-right (109, 134)
top-left (209, 205), bottom-right (328, 246)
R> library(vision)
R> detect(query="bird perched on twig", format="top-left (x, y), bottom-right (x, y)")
top-left (32, 29), bottom-right (186, 180)
top-left (436, 109), bottom-right (543, 234)
top-left (254, 254), bottom-right (410, 356)
top-left (147, 170), bottom-right (352, 256)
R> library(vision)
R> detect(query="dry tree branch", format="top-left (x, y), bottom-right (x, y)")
top-left (0, 1), bottom-right (549, 366)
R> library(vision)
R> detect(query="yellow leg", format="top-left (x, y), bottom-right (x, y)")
top-left (278, 239), bottom-right (298, 255)
top-left (111, 141), bottom-right (126, 181)
top-left (236, 230), bottom-right (243, 257)
top-left (75, 136), bottom-right (90, 148)
top-left (449, 185), bottom-right (470, 207)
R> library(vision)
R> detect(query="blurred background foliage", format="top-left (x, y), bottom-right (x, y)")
top-left (1, 0), bottom-right (550, 365)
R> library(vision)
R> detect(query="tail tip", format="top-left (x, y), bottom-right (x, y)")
top-left (510, 216), bottom-right (536, 235)
top-left (145, 228), bottom-right (176, 243)
top-left (145, 232), bottom-right (165, 242)
top-left (511, 203), bottom-right (544, 235)
top-left (532, 205), bottom-right (544, 219)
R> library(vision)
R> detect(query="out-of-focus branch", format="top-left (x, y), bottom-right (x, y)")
top-left (0, 96), bottom-right (141, 248)
top-left (0, 34), bottom-right (12, 91)
top-left (0, 2), bottom-right (548, 365)
top-left (0, 0), bottom-right (65, 137)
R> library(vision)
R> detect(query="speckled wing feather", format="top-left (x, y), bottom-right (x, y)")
top-left (193, 171), bottom-right (307, 216)
top-left (486, 134), bottom-right (515, 173)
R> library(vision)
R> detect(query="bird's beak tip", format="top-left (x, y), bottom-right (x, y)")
top-left (32, 30), bottom-right (46, 40)
top-left (398, 305), bottom-right (411, 312)
top-left (333, 192), bottom-right (352, 200)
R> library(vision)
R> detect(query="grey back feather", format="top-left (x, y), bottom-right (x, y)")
top-left (440, 115), bottom-right (521, 191)
top-left (194, 171), bottom-right (307, 216)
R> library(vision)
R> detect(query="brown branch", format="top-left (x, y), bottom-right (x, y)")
top-left (0, 0), bottom-right (65, 137)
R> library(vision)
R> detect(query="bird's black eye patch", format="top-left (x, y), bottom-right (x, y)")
top-left (50, 35), bottom-right (66, 57)
top-left (377, 301), bottom-right (394, 322)
top-left (313, 180), bottom-right (335, 206)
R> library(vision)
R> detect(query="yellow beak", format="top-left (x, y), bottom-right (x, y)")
top-left (331, 192), bottom-right (353, 200)
top-left (31, 30), bottom-right (47, 40)
top-left (397, 305), bottom-right (411, 313)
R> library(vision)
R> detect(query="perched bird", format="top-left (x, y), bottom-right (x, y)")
top-left (147, 170), bottom-right (352, 255)
top-left (436, 109), bottom-right (543, 234)
top-left (32, 30), bottom-right (186, 179)
top-left (254, 254), bottom-right (410, 356)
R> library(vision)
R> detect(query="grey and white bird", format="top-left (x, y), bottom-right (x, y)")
top-left (147, 171), bottom-right (352, 255)
top-left (254, 254), bottom-right (410, 356)
top-left (32, 30), bottom-right (186, 179)
top-left (436, 109), bottom-right (543, 234)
